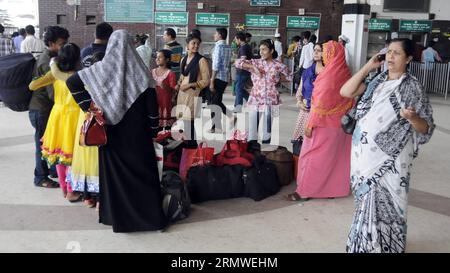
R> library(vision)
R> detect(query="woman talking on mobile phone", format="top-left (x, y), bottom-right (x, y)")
top-left (340, 38), bottom-right (435, 253)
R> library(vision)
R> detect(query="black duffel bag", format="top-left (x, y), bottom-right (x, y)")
top-left (187, 164), bottom-right (245, 203)
top-left (243, 155), bottom-right (280, 201)
top-left (0, 53), bottom-right (36, 112)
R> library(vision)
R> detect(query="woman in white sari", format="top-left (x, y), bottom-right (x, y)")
top-left (340, 38), bottom-right (435, 253)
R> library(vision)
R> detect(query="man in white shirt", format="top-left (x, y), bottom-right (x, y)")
top-left (20, 25), bottom-right (45, 60)
top-left (274, 33), bottom-right (283, 62)
top-left (298, 31), bottom-right (315, 73)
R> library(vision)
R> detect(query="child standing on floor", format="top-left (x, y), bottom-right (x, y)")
top-left (152, 49), bottom-right (177, 132)
top-left (29, 43), bottom-right (82, 202)
top-left (66, 51), bottom-right (105, 209)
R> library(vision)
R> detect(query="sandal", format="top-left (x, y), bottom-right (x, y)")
top-left (66, 192), bottom-right (83, 203)
top-left (285, 192), bottom-right (310, 202)
top-left (84, 199), bottom-right (96, 208)
top-left (35, 178), bottom-right (60, 188)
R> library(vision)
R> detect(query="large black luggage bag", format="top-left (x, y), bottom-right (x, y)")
top-left (0, 53), bottom-right (36, 111)
top-left (243, 155), bottom-right (280, 201)
top-left (187, 165), bottom-right (246, 203)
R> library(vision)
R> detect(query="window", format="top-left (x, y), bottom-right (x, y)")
top-left (383, 0), bottom-right (430, 13)
top-left (246, 28), bottom-right (276, 57)
top-left (57, 15), bottom-right (67, 25)
top-left (86, 15), bottom-right (96, 25)
top-left (196, 26), bottom-right (230, 59)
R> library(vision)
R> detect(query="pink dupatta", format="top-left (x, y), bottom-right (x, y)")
top-left (307, 41), bottom-right (353, 129)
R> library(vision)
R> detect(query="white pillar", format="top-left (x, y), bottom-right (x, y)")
top-left (341, 0), bottom-right (370, 74)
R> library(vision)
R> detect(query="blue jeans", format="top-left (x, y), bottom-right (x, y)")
top-left (29, 110), bottom-right (56, 185)
top-left (248, 107), bottom-right (272, 142)
top-left (234, 73), bottom-right (250, 109)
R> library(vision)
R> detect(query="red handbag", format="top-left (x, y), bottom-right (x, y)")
top-left (79, 102), bottom-right (107, 147)
top-left (214, 140), bottom-right (253, 167)
top-left (179, 142), bottom-right (215, 180)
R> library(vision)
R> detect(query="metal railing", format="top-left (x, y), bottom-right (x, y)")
top-left (409, 61), bottom-right (450, 100)
top-left (280, 57), bottom-right (296, 95)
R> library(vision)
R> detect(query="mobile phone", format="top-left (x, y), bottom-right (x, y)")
top-left (377, 54), bottom-right (386, 62)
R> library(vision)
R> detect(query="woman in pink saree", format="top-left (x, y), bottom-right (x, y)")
top-left (287, 41), bottom-right (353, 201)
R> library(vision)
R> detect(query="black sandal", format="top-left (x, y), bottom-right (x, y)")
top-left (285, 192), bottom-right (310, 202)
top-left (35, 178), bottom-right (60, 188)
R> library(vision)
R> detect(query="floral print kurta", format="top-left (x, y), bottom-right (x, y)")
top-left (235, 58), bottom-right (292, 114)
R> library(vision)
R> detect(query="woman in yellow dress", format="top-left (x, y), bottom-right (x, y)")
top-left (29, 43), bottom-right (82, 202)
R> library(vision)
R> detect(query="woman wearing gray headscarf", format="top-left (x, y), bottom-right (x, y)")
top-left (66, 30), bottom-right (168, 233)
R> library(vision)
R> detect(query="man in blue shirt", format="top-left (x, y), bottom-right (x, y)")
top-left (80, 22), bottom-right (113, 68)
top-left (13, 28), bottom-right (26, 53)
top-left (207, 28), bottom-right (232, 133)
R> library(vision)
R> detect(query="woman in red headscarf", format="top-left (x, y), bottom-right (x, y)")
top-left (286, 41), bottom-right (353, 201)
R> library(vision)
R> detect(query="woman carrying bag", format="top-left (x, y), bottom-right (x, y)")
top-left (66, 30), bottom-right (168, 233)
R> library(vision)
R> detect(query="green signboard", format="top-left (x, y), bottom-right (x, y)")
top-left (245, 15), bottom-right (279, 28)
top-left (369, 19), bottom-right (392, 31)
top-left (196, 13), bottom-right (230, 26)
top-left (287, 16), bottom-right (320, 29)
top-left (155, 0), bottom-right (186, 11)
top-left (155, 12), bottom-right (188, 25)
top-left (250, 0), bottom-right (281, 6)
top-left (400, 20), bottom-right (432, 32)
top-left (104, 0), bottom-right (154, 23)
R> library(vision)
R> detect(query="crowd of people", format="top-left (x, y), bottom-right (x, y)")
top-left (0, 21), bottom-right (437, 252)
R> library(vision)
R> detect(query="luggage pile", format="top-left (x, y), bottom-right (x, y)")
top-left (155, 130), bottom-right (297, 217)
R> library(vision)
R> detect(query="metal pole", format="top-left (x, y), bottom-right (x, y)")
top-left (445, 63), bottom-right (449, 100)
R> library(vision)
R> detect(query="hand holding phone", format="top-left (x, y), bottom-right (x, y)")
top-left (377, 54), bottom-right (386, 62)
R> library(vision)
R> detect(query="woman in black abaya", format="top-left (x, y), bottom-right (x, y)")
top-left (66, 30), bottom-right (168, 233)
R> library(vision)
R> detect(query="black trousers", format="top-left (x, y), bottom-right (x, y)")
top-left (207, 79), bottom-right (228, 130)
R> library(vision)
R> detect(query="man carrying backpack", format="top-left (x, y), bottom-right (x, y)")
top-left (29, 26), bottom-right (69, 188)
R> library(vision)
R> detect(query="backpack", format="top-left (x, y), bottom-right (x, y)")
top-left (161, 171), bottom-right (191, 222)
top-left (243, 155), bottom-right (280, 201)
top-left (0, 53), bottom-right (36, 111)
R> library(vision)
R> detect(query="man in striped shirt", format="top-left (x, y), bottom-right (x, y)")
top-left (208, 27), bottom-right (232, 133)
top-left (163, 28), bottom-right (183, 80)
top-left (0, 24), bottom-right (14, 57)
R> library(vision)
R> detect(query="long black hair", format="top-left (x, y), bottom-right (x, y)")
top-left (56, 43), bottom-right (80, 72)
top-left (158, 49), bottom-right (172, 69)
top-left (259, 39), bottom-right (278, 59)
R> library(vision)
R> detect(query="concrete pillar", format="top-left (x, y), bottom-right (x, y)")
top-left (341, 0), bottom-right (370, 74)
